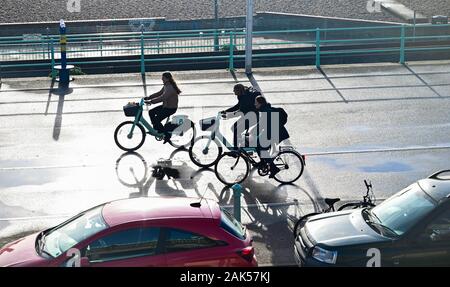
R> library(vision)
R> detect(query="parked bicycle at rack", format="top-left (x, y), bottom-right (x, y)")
top-left (293, 180), bottom-right (376, 237)
top-left (114, 98), bottom-right (196, 151)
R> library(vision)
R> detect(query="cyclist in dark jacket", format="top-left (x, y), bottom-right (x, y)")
top-left (254, 96), bottom-right (290, 178)
top-left (221, 84), bottom-right (261, 148)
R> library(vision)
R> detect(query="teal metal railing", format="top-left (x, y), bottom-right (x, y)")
top-left (1, 24), bottom-right (450, 78)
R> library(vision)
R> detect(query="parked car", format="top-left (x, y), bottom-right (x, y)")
top-left (0, 197), bottom-right (257, 267)
top-left (294, 170), bottom-right (450, 267)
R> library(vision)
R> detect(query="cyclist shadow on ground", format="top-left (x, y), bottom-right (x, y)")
top-left (233, 169), bottom-right (325, 265)
top-left (238, 177), bottom-right (299, 266)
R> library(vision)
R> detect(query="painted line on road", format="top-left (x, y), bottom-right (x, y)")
top-left (0, 163), bottom-right (105, 171)
top-left (1, 145), bottom-right (450, 171)
top-left (0, 214), bottom-right (72, 222)
top-left (2, 69), bottom-right (450, 93)
top-left (305, 145), bottom-right (450, 156)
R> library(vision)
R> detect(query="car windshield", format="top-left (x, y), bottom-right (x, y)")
top-left (370, 184), bottom-right (437, 236)
top-left (41, 206), bottom-right (108, 258)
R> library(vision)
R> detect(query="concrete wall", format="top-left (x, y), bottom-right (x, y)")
top-left (0, 12), bottom-right (403, 37)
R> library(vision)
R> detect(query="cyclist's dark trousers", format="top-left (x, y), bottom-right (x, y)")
top-left (149, 105), bottom-right (177, 134)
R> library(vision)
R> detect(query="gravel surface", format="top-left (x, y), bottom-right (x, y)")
top-left (397, 0), bottom-right (450, 18)
top-left (0, 0), bottom-right (403, 24)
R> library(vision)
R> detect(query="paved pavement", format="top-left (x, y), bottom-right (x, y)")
top-left (1, 60), bottom-right (450, 266)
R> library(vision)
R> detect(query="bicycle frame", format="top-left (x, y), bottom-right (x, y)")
top-left (127, 98), bottom-right (163, 138)
top-left (201, 113), bottom-right (235, 152)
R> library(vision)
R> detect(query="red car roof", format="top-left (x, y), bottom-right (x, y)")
top-left (101, 197), bottom-right (220, 227)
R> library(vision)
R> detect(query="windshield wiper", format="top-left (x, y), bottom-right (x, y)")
top-left (370, 222), bottom-right (399, 237)
top-left (37, 231), bottom-right (54, 258)
top-left (363, 209), bottom-right (398, 238)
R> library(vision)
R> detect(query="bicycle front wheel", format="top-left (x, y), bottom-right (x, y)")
top-left (273, 151), bottom-right (305, 184)
top-left (189, 136), bottom-right (223, 168)
top-left (114, 121), bottom-right (146, 152)
top-left (215, 152), bottom-right (250, 186)
top-left (169, 119), bottom-right (196, 149)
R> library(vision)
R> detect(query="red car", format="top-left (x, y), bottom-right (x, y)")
top-left (0, 197), bottom-right (257, 267)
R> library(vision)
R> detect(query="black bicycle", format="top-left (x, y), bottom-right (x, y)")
top-left (337, 180), bottom-right (376, 211)
top-left (293, 180), bottom-right (377, 237)
top-left (214, 146), bottom-right (305, 186)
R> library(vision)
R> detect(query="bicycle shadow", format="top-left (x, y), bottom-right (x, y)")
top-left (115, 148), bottom-right (217, 199)
top-left (236, 172), bottom-right (325, 266)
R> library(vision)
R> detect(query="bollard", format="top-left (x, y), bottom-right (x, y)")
top-left (56, 19), bottom-right (74, 86)
top-left (232, 183), bottom-right (243, 223)
top-left (59, 20), bottom-right (69, 83)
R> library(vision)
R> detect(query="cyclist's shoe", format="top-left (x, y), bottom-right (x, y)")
top-left (163, 134), bottom-right (172, 144)
top-left (269, 165), bottom-right (281, 179)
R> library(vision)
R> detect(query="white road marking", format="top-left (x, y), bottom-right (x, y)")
top-left (1, 145), bottom-right (449, 171)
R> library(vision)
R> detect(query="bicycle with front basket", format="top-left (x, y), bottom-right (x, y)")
top-left (114, 98), bottom-right (196, 151)
top-left (189, 112), bottom-right (305, 185)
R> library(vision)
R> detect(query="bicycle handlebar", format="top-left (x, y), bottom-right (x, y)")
top-left (364, 180), bottom-right (372, 193)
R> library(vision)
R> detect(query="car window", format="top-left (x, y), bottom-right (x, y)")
top-left (85, 227), bottom-right (160, 262)
top-left (423, 209), bottom-right (450, 243)
top-left (164, 229), bottom-right (219, 253)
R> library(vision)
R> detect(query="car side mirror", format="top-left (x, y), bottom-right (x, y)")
top-left (80, 257), bottom-right (91, 267)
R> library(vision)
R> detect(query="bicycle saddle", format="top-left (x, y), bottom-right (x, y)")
top-left (325, 198), bottom-right (341, 206)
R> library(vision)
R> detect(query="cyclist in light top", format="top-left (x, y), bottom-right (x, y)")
top-left (144, 72), bottom-right (181, 143)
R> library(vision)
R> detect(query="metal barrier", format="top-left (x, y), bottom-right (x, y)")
top-left (1, 24), bottom-right (450, 78)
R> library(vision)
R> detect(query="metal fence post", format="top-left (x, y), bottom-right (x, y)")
top-left (50, 40), bottom-right (56, 79)
top-left (315, 28), bottom-right (321, 68)
top-left (140, 25), bottom-right (146, 76)
top-left (100, 35), bottom-right (103, 57)
top-left (157, 32), bottom-right (160, 54)
top-left (232, 184), bottom-right (243, 223)
top-left (400, 24), bottom-right (406, 64)
top-left (229, 31), bottom-right (235, 71)
top-left (46, 28), bottom-right (51, 59)
top-left (41, 35), bottom-right (46, 60)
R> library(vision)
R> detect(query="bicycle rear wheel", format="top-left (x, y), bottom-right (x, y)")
top-left (189, 136), bottom-right (223, 168)
top-left (273, 150), bottom-right (305, 184)
top-left (215, 152), bottom-right (250, 186)
top-left (114, 121), bottom-right (146, 152)
top-left (169, 119), bottom-right (196, 149)
top-left (115, 152), bottom-right (148, 187)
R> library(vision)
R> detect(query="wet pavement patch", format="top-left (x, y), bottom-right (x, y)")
top-left (359, 161), bottom-right (413, 173)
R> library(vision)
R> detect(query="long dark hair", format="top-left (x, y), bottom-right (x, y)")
top-left (255, 95), bottom-right (268, 105)
top-left (163, 72), bottom-right (181, 94)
